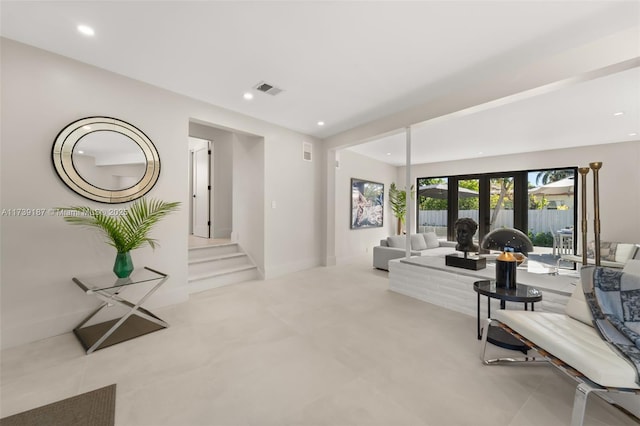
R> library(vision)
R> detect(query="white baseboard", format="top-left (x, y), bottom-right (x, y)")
top-left (263, 257), bottom-right (322, 279)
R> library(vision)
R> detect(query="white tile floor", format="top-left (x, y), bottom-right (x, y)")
top-left (1, 256), bottom-right (638, 425)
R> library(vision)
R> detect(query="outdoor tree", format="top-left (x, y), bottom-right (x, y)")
top-left (535, 169), bottom-right (573, 185)
top-left (458, 179), bottom-right (480, 210)
top-left (489, 177), bottom-right (513, 228)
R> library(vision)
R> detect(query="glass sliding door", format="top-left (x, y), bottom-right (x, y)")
top-left (528, 168), bottom-right (577, 259)
top-left (489, 176), bottom-right (514, 232)
top-left (457, 179), bottom-right (480, 243)
top-left (416, 167), bottom-right (576, 257)
top-left (417, 177), bottom-right (448, 239)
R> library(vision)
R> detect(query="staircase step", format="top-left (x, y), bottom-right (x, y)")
top-left (188, 252), bottom-right (246, 265)
top-left (188, 253), bottom-right (250, 275)
top-left (187, 242), bottom-right (258, 294)
top-left (188, 265), bottom-right (259, 294)
top-left (189, 264), bottom-right (256, 280)
top-left (188, 243), bottom-right (239, 260)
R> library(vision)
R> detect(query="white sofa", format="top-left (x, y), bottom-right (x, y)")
top-left (373, 232), bottom-right (456, 271)
top-left (561, 242), bottom-right (639, 269)
top-left (481, 260), bottom-right (640, 425)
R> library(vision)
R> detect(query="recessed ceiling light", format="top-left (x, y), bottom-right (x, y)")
top-left (613, 111), bottom-right (625, 116)
top-left (317, 121), bottom-right (325, 126)
top-left (243, 92), bottom-right (253, 100)
top-left (386, 152), bottom-right (392, 156)
top-left (629, 132), bottom-right (638, 137)
top-left (77, 25), bottom-right (95, 37)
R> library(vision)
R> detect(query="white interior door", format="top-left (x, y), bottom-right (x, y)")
top-left (192, 146), bottom-right (210, 238)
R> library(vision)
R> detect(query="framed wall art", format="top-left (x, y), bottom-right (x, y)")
top-left (351, 178), bottom-right (384, 229)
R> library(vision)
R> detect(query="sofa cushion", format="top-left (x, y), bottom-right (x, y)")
top-left (411, 234), bottom-right (427, 250)
top-left (615, 244), bottom-right (637, 263)
top-left (422, 232), bottom-right (439, 249)
top-left (387, 235), bottom-right (406, 248)
top-left (493, 310), bottom-right (639, 389)
top-left (623, 259), bottom-right (640, 275)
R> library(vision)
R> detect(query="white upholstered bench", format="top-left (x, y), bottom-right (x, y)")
top-left (481, 261), bottom-right (640, 426)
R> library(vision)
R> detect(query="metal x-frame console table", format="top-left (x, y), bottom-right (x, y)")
top-left (72, 267), bottom-right (169, 354)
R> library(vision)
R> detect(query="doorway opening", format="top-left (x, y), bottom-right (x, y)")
top-left (189, 137), bottom-right (211, 240)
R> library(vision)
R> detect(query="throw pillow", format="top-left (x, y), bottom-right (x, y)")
top-left (586, 241), bottom-right (617, 261)
top-left (422, 232), bottom-right (439, 249)
top-left (600, 242), bottom-right (618, 262)
top-left (387, 235), bottom-right (406, 248)
top-left (411, 234), bottom-right (427, 250)
top-left (564, 279), bottom-right (594, 327)
top-left (586, 240), bottom-right (595, 258)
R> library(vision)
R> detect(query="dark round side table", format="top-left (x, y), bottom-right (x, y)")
top-left (473, 280), bottom-right (542, 352)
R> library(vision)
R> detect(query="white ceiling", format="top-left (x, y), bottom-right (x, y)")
top-left (349, 66), bottom-right (640, 165)
top-left (1, 1), bottom-right (639, 165)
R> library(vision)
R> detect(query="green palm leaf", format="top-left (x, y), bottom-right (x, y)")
top-left (55, 198), bottom-right (180, 253)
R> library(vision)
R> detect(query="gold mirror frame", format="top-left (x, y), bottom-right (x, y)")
top-left (52, 117), bottom-right (160, 203)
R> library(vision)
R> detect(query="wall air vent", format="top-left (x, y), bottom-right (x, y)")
top-left (254, 81), bottom-right (284, 96)
top-left (303, 142), bottom-right (312, 162)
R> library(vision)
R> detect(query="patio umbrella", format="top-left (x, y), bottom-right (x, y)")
top-left (418, 183), bottom-right (478, 199)
top-left (529, 177), bottom-right (575, 196)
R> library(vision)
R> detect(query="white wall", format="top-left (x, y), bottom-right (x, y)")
top-left (334, 150), bottom-right (398, 264)
top-left (0, 38), bottom-right (322, 349)
top-left (263, 134), bottom-right (323, 277)
top-left (232, 133), bottom-right (265, 275)
top-left (401, 141), bottom-right (640, 244)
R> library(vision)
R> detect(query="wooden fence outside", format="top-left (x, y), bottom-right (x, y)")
top-left (418, 209), bottom-right (574, 235)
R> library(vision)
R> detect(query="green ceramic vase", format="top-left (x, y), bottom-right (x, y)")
top-left (113, 252), bottom-right (134, 278)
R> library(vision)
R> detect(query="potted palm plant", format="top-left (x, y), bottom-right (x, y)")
top-left (389, 183), bottom-right (414, 235)
top-left (56, 198), bottom-right (180, 278)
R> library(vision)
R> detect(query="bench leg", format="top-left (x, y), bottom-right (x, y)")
top-left (570, 383), bottom-right (592, 426)
top-left (480, 318), bottom-right (492, 364)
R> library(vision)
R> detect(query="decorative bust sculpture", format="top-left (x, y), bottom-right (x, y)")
top-left (454, 217), bottom-right (478, 253)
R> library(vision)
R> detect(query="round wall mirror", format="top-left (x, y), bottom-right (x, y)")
top-left (52, 117), bottom-right (160, 203)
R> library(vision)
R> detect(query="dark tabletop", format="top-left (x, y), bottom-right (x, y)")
top-left (473, 280), bottom-right (542, 303)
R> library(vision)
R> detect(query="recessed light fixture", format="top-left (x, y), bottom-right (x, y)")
top-left (386, 152), bottom-right (392, 156)
top-left (317, 121), bottom-right (325, 126)
top-left (77, 25), bottom-right (95, 37)
top-left (629, 132), bottom-right (638, 137)
top-left (613, 111), bottom-right (625, 116)
top-left (243, 92), bottom-right (253, 100)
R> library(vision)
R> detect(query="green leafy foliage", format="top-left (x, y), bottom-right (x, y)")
top-left (55, 198), bottom-right (181, 253)
top-left (528, 230), bottom-right (554, 247)
top-left (389, 183), bottom-right (406, 223)
top-left (389, 183), bottom-right (415, 223)
top-left (535, 169), bottom-right (574, 185)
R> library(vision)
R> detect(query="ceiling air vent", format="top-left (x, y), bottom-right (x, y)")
top-left (254, 81), bottom-right (283, 96)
